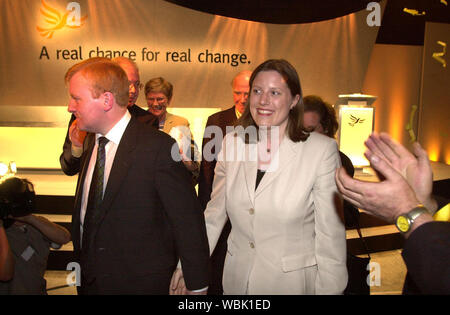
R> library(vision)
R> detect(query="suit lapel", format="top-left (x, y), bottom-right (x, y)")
top-left (255, 137), bottom-right (299, 197)
top-left (243, 156), bottom-right (257, 207)
top-left (224, 106), bottom-right (237, 126)
top-left (241, 138), bottom-right (258, 207)
top-left (163, 113), bottom-right (174, 133)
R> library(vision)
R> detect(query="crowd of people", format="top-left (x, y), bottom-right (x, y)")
top-left (0, 57), bottom-right (448, 295)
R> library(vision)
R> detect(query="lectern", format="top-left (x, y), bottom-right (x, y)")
top-left (336, 93), bottom-right (376, 168)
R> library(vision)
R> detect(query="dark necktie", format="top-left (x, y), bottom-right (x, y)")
top-left (82, 136), bottom-right (109, 249)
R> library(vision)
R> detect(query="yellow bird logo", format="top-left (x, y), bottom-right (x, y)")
top-left (348, 115), bottom-right (365, 127)
top-left (36, 0), bottom-right (87, 39)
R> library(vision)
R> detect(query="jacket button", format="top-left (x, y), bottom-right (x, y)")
top-left (249, 242), bottom-right (255, 249)
top-left (249, 208), bottom-right (255, 215)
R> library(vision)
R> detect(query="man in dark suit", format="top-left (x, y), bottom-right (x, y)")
top-left (65, 58), bottom-right (209, 294)
top-left (197, 70), bottom-right (251, 295)
top-left (60, 57), bottom-right (158, 175)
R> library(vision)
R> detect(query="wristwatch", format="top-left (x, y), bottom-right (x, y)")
top-left (395, 205), bottom-right (429, 233)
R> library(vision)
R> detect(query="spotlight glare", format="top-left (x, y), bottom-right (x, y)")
top-left (0, 163), bottom-right (8, 176)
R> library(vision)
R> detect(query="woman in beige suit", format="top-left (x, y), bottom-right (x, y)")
top-left (145, 77), bottom-right (200, 181)
top-left (171, 59), bottom-right (347, 295)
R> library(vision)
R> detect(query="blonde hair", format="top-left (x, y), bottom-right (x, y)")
top-left (65, 58), bottom-right (129, 107)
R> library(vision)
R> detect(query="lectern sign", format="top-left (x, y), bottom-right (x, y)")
top-left (336, 94), bottom-right (376, 167)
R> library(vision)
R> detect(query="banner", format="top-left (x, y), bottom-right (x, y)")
top-left (0, 0), bottom-right (381, 109)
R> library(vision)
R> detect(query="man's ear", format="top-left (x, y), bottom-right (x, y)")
top-left (103, 92), bottom-right (114, 111)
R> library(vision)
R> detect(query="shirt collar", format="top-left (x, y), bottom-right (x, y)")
top-left (96, 110), bottom-right (131, 145)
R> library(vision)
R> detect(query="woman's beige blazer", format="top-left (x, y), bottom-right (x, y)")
top-left (205, 131), bottom-right (348, 294)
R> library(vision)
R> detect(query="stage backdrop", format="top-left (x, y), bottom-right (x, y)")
top-left (0, 0), bottom-right (382, 169)
top-left (418, 22), bottom-right (450, 165)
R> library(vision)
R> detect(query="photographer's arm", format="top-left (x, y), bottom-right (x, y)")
top-left (0, 219), bottom-right (15, 281)
top-left (15, 215), bottom-right (71, 245)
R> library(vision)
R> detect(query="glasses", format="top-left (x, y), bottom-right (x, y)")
top-left (147, 96), bottom-right (167, 111)
top-left (129, 81), bottom-right (143, 90)
top-left (147, 97), bottom-right (167, 104)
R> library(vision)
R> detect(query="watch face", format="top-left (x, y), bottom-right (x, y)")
top-left (396, 216), bottom-right (410, 233)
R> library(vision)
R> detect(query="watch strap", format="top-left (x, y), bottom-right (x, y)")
top-left (408, 205), bottom-right (429, 222)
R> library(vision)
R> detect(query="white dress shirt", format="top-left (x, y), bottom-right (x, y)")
top-left (80, 111), bottom-right (131, 241)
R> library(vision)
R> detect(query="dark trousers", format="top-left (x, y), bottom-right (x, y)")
top-left (207, 220), bottom-right (231, 295)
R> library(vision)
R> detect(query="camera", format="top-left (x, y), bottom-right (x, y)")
top-left (0, 177), bottom-right (36, 220)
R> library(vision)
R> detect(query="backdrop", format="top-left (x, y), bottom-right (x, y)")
top-left (0, 0), bottom-right (382, 109)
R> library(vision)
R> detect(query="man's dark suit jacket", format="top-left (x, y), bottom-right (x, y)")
top-left (198, 106), bottom-right (237, 209)
top-left (60, 105), bottom-right (158, 176)
top-left (198, 106), bottom-right (237, 295)
top-left (402, 221), bottom-right (450, 294)
top-left (73, 116), bottom-right (210, 294)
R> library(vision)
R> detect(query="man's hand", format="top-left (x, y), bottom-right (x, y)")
top-left (335, 152), bottom-right (421, 223)
top-left (169, 268), bottom-right (207, 295)
top-left (69, 119), bottom-right (87, 149)
top-left (364, 133), bottom-right (437, 212)
top-left (170, 268), bottom-right (187, 295)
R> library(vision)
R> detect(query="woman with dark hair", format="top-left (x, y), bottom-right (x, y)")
top-left (303, 95), bottom-right (353, 178)
top-left (303, 95), bottom-right (338, 137)
top-left (172, 59), bottom-right (347, 295)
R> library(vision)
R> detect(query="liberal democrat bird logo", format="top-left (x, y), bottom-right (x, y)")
top-left (348, 115), bottom-right (365, 127)
top-left (36, 0), bottom-right (87, 39)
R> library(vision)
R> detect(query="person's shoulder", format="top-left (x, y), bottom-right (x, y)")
top-left (306, 131), bottom-right (334, 144)
top-left (167, 112), bottom-right (189, 125)
top-left (134, 117), bottom-right (172, 141)
top-left (301, 131), bottom-right (338, 151)
top-left (128, 104), bottom-right (149, 117)
top-left (209, 106), bottom-right (235, 120)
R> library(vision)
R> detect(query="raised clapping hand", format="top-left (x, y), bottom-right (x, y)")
top-left (364, 132), bottom-right (437, 212)
top-left (170, 268), bottom-right (206, 295)
top-left (335, 151), bottom-right (420, 223)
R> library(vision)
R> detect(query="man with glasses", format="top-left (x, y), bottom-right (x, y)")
top-left (60, 57), bottom-right (158, 175)
top-left (112, 57), bottom-right (158, 127)
top-left (145, 77), bottom-right (200, 183)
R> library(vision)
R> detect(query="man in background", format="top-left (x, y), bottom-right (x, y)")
top-left (197, 70), bottom-right (251, 295)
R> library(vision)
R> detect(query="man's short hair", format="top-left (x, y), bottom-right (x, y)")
top-left (111, 57), bottom-right (139, 75)
top-left (65, 58), bottom-right (129, 107)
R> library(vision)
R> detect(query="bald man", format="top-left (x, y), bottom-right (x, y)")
top-left (198, 70), bottom-right (251, 295)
